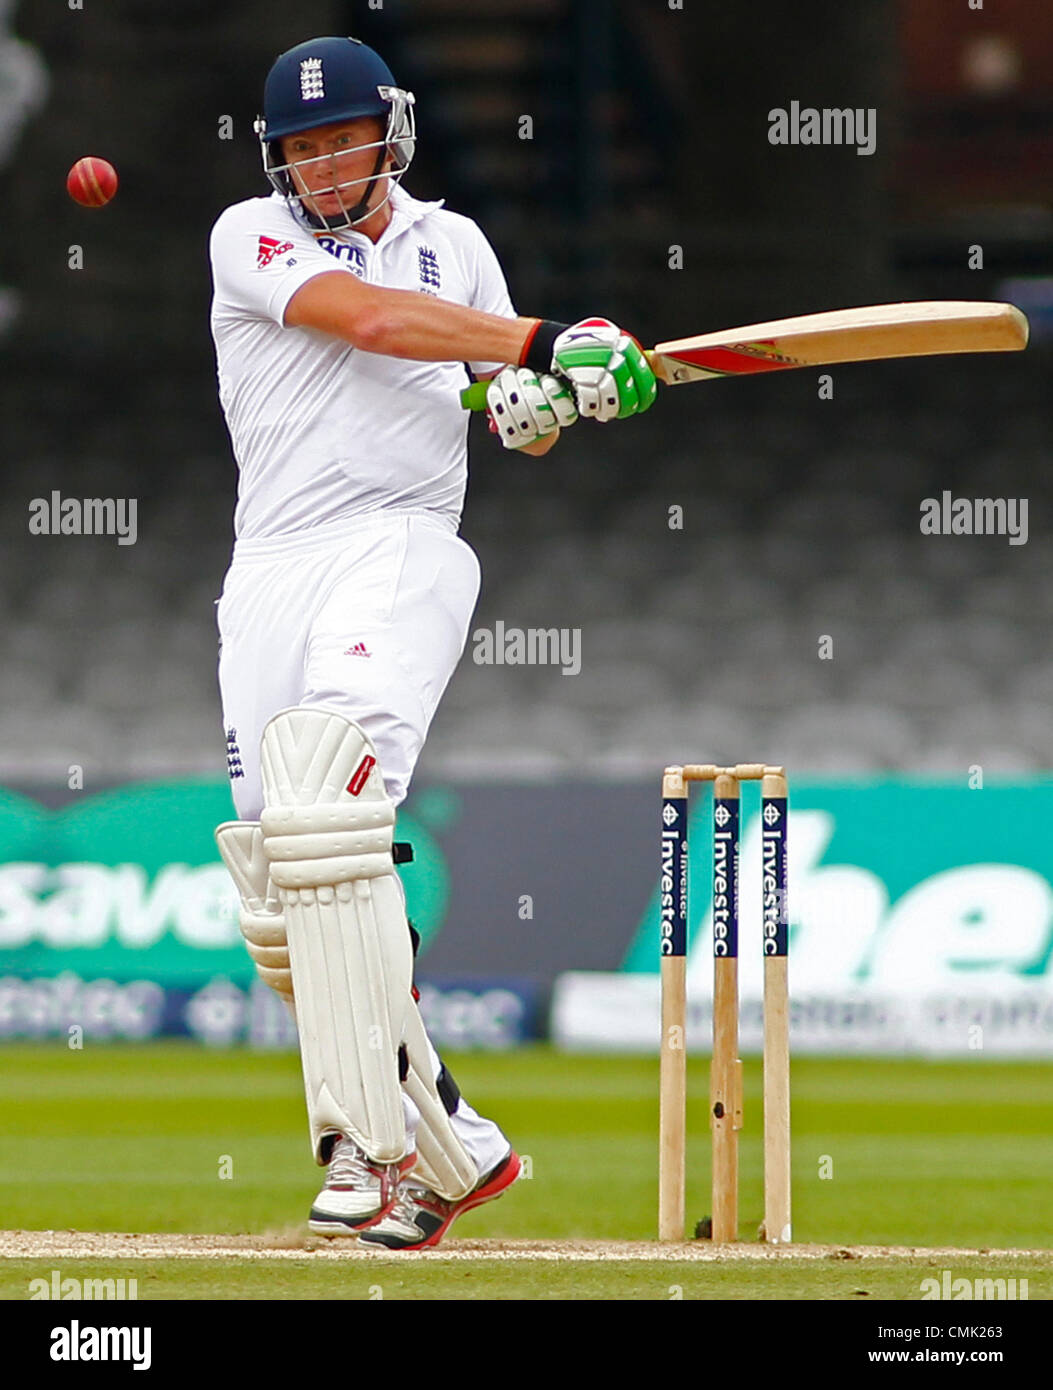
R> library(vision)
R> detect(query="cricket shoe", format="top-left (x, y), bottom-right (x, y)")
top-left (309, 1137), bottom-right (416, 1237)
top-left (357, 1150), bottom-right (522, 1250)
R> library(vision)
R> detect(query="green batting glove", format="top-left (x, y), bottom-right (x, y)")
top-left (551, 318), bottom-right (657, 422)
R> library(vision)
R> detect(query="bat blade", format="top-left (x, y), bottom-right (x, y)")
top-left (457, 301), bottom-right (1028, 409)
top-left (651, 301), bottom-right (1028, 385)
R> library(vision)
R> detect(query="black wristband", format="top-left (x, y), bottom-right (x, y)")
top-left (520, 319), bottom-right (570, 374)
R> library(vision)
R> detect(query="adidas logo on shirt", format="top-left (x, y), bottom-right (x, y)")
top-left (257, 235), bottom-right (294, 269)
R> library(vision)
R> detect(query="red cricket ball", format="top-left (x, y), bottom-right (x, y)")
top-left (67, 156), bottom-right (119, 208)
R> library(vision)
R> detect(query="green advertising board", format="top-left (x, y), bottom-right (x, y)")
top-left (555, 778), bottom-right (1053, 1056)
top-left (0, 780), bottom-right (448, 981)
top-left (2, 776), bottom-right (1052, 1054)
top-left (625, 778), bottom-right (1053, 982)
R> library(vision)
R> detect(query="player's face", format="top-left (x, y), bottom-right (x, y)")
top-left (279, 117), bottom-right (389, 220)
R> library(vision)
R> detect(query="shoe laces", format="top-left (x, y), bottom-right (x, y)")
top-left (326, 1139), bottom-right (374, 1189)
top-left (390, 1181), bottom-right (438, 1222)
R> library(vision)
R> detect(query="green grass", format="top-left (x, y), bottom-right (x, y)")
top-left (0, 1256), bottom-right (1047, 1301)
top-left (0, 1044), bottom-right (1051, 1298)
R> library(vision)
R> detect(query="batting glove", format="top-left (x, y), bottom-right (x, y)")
top-left (485, 365), bottom-right (579, 450)
top-left (551, 317), bottom-right (657, 422)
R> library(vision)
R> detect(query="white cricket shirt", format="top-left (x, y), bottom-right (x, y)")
top-left (209, 185), bottom-right (516, 538)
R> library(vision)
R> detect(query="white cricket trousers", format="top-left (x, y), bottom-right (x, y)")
top-left (216, 510), bottom-right (509, 1179)
top-left (216, 509), bottom-right (480, 817)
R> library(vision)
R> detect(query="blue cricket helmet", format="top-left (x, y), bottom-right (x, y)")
top-left (254, 36), bottom-right (416, 230)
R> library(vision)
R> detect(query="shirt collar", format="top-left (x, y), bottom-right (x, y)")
top-left (285, 185), bottom-right (444, 248)
top-left (388, 183), bottom-right (445, 230)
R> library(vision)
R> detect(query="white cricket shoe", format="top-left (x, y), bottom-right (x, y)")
top-left (358, 1150), bottom-right (522, 1250)
top-left (308, 1137), bottom-right (416, 1237)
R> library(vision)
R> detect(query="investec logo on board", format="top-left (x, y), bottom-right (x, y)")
top-left (761, 801), bottom-right (784, 956)
top-left (659, 801), bottom-right (685, 957)
top-left (712, 802), bottom-right (737, 957)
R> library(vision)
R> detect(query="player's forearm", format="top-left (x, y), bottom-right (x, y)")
top-left (358, 289), bottom-right (536, 364)
top-left (285, 273), bottom-right (536, 365)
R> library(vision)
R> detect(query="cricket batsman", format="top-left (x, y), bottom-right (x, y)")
top-left (209, 35), bottom-right (655, 1250)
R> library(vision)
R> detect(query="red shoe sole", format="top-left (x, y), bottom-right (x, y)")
top-left (408, 1149), bottom-right (523, 1250)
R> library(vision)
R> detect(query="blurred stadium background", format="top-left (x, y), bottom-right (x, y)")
top-left (3, 0), bottom-right (1052, 780)
top-left (0, 2), bottom-right (1051, 1055)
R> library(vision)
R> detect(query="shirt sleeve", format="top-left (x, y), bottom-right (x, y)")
top-left (209, 198), bottom-right (351, 327)
top-left (465, 222), bottom-right (518, 377)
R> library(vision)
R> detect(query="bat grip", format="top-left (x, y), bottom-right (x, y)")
top-left (459, 352), bottom-right (658, 412)
top-left (460, 380), bottom-right (490, 412)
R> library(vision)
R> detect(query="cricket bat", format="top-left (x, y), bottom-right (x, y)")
top-left (459, 300), bottom-right (1028, 410)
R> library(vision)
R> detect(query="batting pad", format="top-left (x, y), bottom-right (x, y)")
top-left (402, 998), bottom-right (478, 1200)
top-left (260, 708), bottom-right (413, 1165)
top-left (215, 821), bottom-right (294, 1002)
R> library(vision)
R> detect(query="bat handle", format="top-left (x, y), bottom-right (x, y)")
top-left (460, 380), bottom-right (491, 412)
top-left (459, 352), bottom-right (659, 412)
